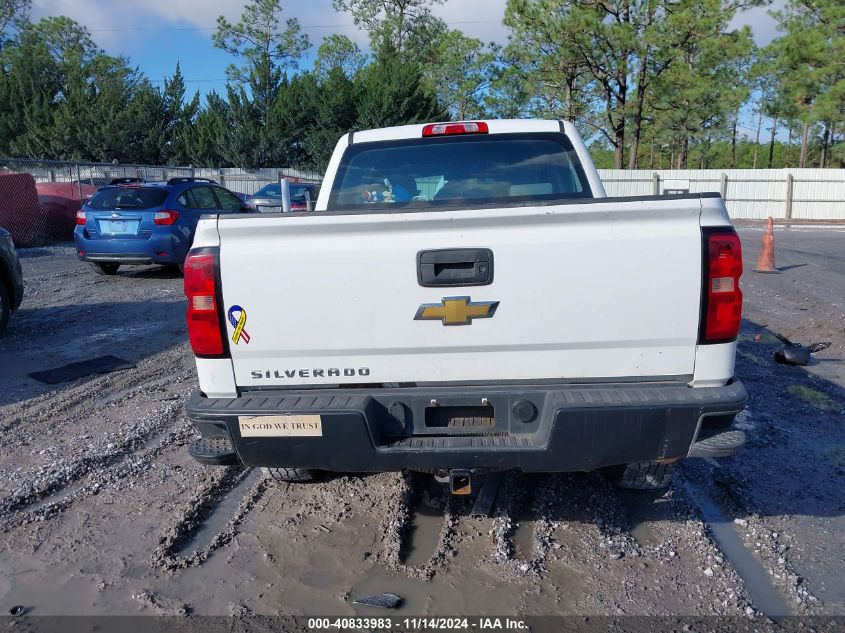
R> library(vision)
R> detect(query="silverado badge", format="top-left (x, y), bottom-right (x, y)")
top-left (415, 296), bottom-right (499, 326)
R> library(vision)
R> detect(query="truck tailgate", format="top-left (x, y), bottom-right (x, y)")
top-left (217, 198), bottom-right (703, 387)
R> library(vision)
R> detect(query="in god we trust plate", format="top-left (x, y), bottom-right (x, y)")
top-left (238, 415), bottom-right (322, 437)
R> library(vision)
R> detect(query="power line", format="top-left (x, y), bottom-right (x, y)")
top-left (85, 19), bottom-right (503, 33)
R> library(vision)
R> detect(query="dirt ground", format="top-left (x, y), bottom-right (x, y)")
top-left (0, 229), bottom-right (843, 621)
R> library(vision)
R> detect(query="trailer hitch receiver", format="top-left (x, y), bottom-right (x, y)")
top-left (449, 469), bottom-right (472, 495)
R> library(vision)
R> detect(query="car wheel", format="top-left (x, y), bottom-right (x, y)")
top-left (90, 262), bottom-right (120, 276)
top-left (0, 281), bottom-right (10, 337)
top-left (605, 460), bottom-right (677, 490)
top-left (262, 466), bottom-right (318, 483)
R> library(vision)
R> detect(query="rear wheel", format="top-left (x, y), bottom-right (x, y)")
top-left (0, 281), bottom-right (10, 336)
top-left (90, 262), bottom-right (120, 276)
top-left (262, 466), bottom-right (318, 483)
top-left (605, 460), bottom-right (677, 490)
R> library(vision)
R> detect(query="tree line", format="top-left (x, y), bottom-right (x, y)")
top-left (0, 0), bottom-right (842, 171)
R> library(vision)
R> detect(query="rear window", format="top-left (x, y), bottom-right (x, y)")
top-left (329, 133), bottom-right (591, 211)
top-left (87, 187), bottom-right (169, 210)
top-left (254, 183), bottom-right (314, 203)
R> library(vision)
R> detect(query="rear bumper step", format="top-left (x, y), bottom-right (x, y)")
top-left (186, 380), bottom-right (746, 472)
top-left (687, 429), bottom-right (746, 458)
top-left (187, 437), bottom-right (242, 466)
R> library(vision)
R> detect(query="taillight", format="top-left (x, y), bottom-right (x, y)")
top-left (422, 121), bottom-right (489, 137)
top-left (184, 252), bottom-right (225, 356)
top-left (154, 209), bottom-right (179, 225)
top-left (76, 210), bottom-right (86, 225)
top-left (700, 229), bottom-right (743, 343)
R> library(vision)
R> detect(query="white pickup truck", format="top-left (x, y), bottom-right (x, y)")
top-left (183, 119), bottom-right (746, 493)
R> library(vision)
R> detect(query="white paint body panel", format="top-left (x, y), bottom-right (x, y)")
top-left (196, 357), bottom-right (237, 398)
top-left (692, 342), bottom-right (737, 387)
top-left (217, 199), bottom-right (708, 386)
top-left (192, 217), bottom-right (220, 248)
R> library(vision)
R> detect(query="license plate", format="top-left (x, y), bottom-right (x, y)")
top-left (238, 415), bottom-right (323, 437)
top-left (99, 219), bottom-right (139, 235)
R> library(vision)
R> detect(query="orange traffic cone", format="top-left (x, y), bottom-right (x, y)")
top-left (753, 217), bottom-right (780, 273)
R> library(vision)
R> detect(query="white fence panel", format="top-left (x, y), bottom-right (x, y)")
top-left (598, 169), bottom-right (845, 221)
top-left (1, 159), bottom-right (322, 196)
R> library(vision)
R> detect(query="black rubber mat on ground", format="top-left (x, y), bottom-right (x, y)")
top-left (29, 355), bottom-right (135, 384)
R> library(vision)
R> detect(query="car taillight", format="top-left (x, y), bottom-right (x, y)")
top-left (154, 209), bottom-right (179, 225)
top-left (184, 252), bottom-right (225, 356)
top-left (700, 229), bottom-right (743, 343)
top-left (76, 210), bottom-right (86, 225)
top-left (422, 121), bottom-right (489, 137)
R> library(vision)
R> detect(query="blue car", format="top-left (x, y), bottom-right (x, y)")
top-left (74, 178), bottom-right (248, 275)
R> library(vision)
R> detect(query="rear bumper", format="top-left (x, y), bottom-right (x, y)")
top-left (186, 380), bottom-right (747, 472)
top-left (73, 229), bottom-right (188, 264)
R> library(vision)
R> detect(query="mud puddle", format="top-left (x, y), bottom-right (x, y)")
top-left (176, 468), bottom-right (262, 556)
top-left (616, 490), bottom-right (664, 548)
top-left (513, 507), bottom-right (537, 560)
top-left (404, 496), bottom-right (446, 568)
top-left (26, 480), bottom-right (77, 513)
top-left (0, 566), bottom-right (112, 615)
top-left (685, 480), bottom-right (792, 617)
top-left (351, 552), bottom-right (524, 616)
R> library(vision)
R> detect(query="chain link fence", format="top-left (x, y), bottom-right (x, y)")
top-left (0, 158), bottom-right (321, 247)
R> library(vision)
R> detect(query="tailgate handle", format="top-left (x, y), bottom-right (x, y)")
top-left (417, 249), bottom-right (494, 287)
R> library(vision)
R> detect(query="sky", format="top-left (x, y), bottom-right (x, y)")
top-left (30, 0), bottom-right (787, 139)
top-left (30, 0), bottom-right (521, 95)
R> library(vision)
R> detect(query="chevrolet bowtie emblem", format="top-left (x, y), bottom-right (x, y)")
top-left (414, 296), bottom-right (499, 326)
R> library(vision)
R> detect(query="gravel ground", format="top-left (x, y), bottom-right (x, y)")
top-left (0, 232), bottom-right (843, 620)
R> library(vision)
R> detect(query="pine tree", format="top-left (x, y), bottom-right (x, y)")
top-left (767, 0), bottom-right (844, 167)
top-left (314, 34), bottom-right (367, 80)
top-left (0, 29), bottom-right (59, 156)
top-left (185, 92), bottom-right (229, 167)
top-left (422, 30), bottom-right (496, 120)
top-left (124, 81), bottom-right (166, 164)
top-left (332, 0), bottom-right (446, 56)
top-left (304, 67), bottom-right (357, 170)
top-left (355, 52), bottom-right (445, 130)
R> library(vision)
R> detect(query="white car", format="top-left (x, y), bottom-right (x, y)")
top-left (181, 119), bottom-right (746, 493)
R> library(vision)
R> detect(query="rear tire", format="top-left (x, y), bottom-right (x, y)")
top-left (605, 460), bottom-right (677, 490)
top-left (262, 466), bottom-right (317, 483)
top-left (90, 262), bottom-right (120, 276)
top-left (0, 281), bottom-right (10, 337)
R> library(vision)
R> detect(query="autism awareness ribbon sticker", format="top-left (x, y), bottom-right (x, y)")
top-left (227, 305), bottom-right (251, 345)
